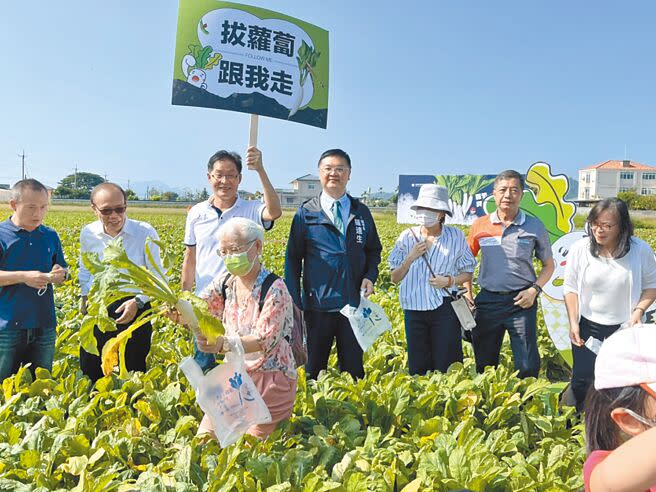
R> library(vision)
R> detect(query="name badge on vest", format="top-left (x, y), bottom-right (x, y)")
top-left (354, 218), bottom-right (365, 244)
top-left (479, 236), bottom-right (502, 247)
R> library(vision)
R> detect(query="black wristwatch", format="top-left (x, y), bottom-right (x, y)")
top-left (530, 282), bottom-right (542, 295)
top-left (134, 296), bottom-right (146, 309)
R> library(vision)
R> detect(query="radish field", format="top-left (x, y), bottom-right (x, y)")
top-left (0, 207), bottom-right (626, 491)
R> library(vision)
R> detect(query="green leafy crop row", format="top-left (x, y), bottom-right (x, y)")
top-left (0, 209), bottom-right (585, 491)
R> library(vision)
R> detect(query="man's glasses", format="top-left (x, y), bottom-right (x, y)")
top-left (210, 173), bottom-right (240, 181)
top-left (319, 166), bottom-right (349, 175)
top-left (95, 205), bottom-right (127, 216)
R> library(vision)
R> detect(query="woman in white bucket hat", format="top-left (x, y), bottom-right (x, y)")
top-left (388, 184), bottom-right (476, 374)
top-left (583, 325), bottom-right (656, 491)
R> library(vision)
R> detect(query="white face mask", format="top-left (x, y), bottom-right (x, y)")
top-left (415, 210), bottom-right (441, 227)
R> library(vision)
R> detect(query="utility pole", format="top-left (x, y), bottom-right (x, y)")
top-left (127, 179), bottom-right (130, 191)
top-left (18, 150), bottom-right (26, 180)
top-left (104, 173), bottom-right (108, 182)
top-left (74, 164), bottom-right (78, 189)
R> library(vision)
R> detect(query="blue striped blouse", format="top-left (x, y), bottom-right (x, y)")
top-left (388, 226), bottom-right (476, 311)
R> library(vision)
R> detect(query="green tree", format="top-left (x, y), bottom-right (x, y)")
top-left (126, 189), bottom-right (139, 201)
top-left (197, 188), bottom-right (209, 201)
top-left (55, 172), bottom-right (105, 199)
top-left (161, 191), bottom-right (179, 201)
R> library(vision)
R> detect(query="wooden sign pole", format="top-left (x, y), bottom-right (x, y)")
top-left (249, 114), bottom-right (259, 148)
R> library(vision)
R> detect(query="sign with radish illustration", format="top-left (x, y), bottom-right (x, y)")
top-left (172, 1), bottom-right (329, 128)
top-left (397, 174), bottom-right (497, 225)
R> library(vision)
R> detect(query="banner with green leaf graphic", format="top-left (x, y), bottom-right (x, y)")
top-left (172, 1), bottom-right (329, 128)
top-left (484, 162), bottom-right (577, 243)
top-left (397, 174), bottom-right (496, 225)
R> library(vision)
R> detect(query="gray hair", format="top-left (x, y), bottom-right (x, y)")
top-left (494, 170), bottom-right (525, 190)
top-left (11, 179), bottom-right (48, 202)
top-left (217, 217), bottom-right (264, 244)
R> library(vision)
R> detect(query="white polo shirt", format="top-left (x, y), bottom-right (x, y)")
top-left (78, 217), bottom-right (163, 299)
top-left (184, 197), bottom-right (270, 294)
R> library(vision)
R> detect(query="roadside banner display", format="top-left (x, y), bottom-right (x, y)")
top-left (397, 174), bottom-right (496, 225)
top-left (172, 1), bottom-right (329, 129)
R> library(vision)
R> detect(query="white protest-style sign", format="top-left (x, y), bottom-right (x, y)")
top-left (340, 295), bottom-right (392, 352)
top-left (174, 1), bottom-right (329, 131)
top-left (182, 8), bottom-right (315, 116)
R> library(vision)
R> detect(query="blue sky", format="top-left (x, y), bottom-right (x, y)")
top-left (1, 1), bottom-right (655, 196)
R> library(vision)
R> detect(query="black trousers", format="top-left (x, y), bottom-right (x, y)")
top-left (404, 300), bottom-right (463, 375)
top-left (305, 310), bottom-right (364, 380)
top-left (571, 316), bottom-right (621, 411)
top-left (80, 297), bottom-right (153, 382)
top-left (472, 289), bottom-right (540, 379)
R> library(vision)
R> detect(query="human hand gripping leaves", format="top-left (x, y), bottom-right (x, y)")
top-left (81, 238), bottom-right (224, 378)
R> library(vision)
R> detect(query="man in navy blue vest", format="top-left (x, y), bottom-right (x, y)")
top-left (0, 179), bottom-right (67, 380)
top-left (285, 149), bottom-right (382, 380)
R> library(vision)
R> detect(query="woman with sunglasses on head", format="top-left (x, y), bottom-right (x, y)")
top-left (584, 326), bottom-right (656, 491)
top-left (177, 217), bottom-right (297, 441)
top-left (563, 198), bottom-right (656, 411)
top-left (388, 184), bottom-right (476, 375)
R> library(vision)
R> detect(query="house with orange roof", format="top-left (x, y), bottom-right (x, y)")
top-left (578, 160), bottom-right (656, 200)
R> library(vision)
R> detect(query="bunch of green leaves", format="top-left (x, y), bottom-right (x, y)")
top-left (187, 44), bottom-right (212, 71)
top-left (297, 40), bottom-right (321, 86)
top-left (436, 174), bottom-right (494, 204)
top-left (80, 238), bottom-right (222, 378)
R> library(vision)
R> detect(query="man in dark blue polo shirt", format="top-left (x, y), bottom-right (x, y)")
top-left (0, 179), bottom-right (67, 380)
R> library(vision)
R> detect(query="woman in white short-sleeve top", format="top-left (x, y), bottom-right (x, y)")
top-left (564, 198), bottom-right (656, 411)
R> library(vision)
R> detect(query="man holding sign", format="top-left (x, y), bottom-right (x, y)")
top-left (182, 147), bottom-right (281, 371)
top-left (285, 149), bottom-right (382, 380)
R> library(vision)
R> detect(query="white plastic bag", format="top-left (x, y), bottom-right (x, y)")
top-left (340, 294), bottom-right (392, 352)
top-left (179, 337), bottom-right (271, 447)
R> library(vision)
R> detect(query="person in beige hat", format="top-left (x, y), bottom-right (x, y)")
top-left (388, 184), bottom-right (476, 374)
top-left (583, 325), bottom-right (656, 491)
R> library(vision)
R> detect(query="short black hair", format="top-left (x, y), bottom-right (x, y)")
top-left (11, 179), bottom-right (48, 201)
top-left (207, 150), bottom-right (242, 174)
top-left (586, 198), bottom-right (633, 258)
top-left (318, 149), bottom-right (351, 168)
top-left (494, 170), bottom-right (525, 190)
top-left (90, 182), bottom-right (127, 205)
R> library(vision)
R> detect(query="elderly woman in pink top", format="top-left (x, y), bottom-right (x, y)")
top-left (195, 217), bottom-right (297, 440)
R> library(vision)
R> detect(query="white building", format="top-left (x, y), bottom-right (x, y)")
top-left (276, 174), bottom-right (320, 208)
top-left (578, 160), bottom-right (656, 200)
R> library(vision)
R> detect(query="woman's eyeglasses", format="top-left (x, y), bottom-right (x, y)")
top-left (591, 222), bottom-right (617, 231)
top-left (216, 239), bottom-right (256, 257)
